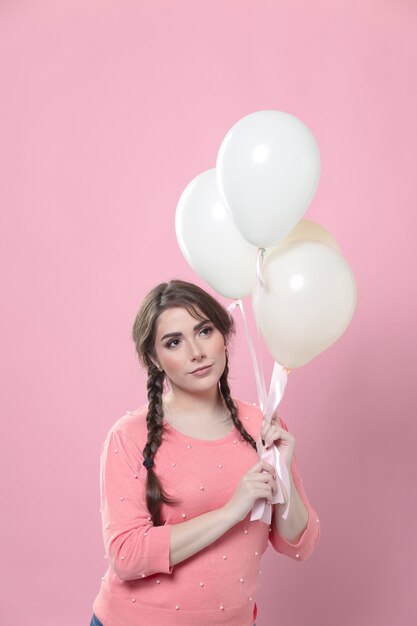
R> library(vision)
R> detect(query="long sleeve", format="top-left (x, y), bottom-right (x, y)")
top-left (269, 418), bottom-right (321, 561)
top-left (99, 427), bottom-right (174, 581)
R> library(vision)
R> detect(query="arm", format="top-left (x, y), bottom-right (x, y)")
top-left (170, 504), bottom-right (238, 566)
top-left (269, 418), bottom-right (321, 561)
top-left (99, 427), bottom-right (239, 581)
top-left (274, 467), bottom-right (309, 542)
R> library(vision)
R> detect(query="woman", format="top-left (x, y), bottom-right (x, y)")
top-left (90, 279), bottom-right (320, 626)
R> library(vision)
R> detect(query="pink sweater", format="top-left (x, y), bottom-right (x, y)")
top-left (92, 398), bottom-right (320, 626)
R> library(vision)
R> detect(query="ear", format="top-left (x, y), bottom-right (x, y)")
top-left (150, 358), bottom-right (162, 372)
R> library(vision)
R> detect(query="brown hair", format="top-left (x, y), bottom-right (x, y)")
top-left (132, 279), bottom-right (257, 526)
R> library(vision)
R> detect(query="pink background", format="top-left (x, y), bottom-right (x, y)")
top-left (1, 1), bottom-right (416, 625)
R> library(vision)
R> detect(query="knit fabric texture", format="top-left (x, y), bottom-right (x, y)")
top-left (92, 398), bottom-right (320, 626)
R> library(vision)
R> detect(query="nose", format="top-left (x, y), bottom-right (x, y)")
top-left (188, 337), bottom-right (206, 361)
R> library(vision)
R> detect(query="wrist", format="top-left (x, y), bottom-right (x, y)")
top-left (221, 502), bottom-right (241, 526)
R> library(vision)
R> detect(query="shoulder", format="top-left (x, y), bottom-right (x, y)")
top-left (104, 402), bottom-right (150, 448)
top-left (233, 397), bottom-right (288, 431)
top-left (234, 397), bottom-right (262, 417)
top-left (234, 397), bottom-right (264, 438)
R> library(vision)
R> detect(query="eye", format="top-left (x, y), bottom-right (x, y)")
top-left (165, 338), bottom-right (180, 349)
top-left (164, 326), bottom-right (214, 349)
top-left (200, 325), bottom-right (214, 336)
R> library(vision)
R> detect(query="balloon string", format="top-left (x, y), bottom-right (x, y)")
top-left (226, 299), bottom-right (266, 408)
top-left (228, 246), bottom-right (293, 523)
top-left (252, 248), bottom-right (268, 410)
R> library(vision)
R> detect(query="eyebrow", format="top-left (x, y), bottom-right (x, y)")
top-left (160, 319), bottom-right (212, 342)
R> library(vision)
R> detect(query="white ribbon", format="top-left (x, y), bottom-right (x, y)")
top-left (227, 247), bottom-right (291, 523)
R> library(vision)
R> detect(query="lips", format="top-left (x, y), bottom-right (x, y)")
top-left (191, 364), bottom-right (213, 374)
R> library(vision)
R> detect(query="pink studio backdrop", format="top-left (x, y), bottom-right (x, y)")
top-left (1, 1), bottom-right (416, 625)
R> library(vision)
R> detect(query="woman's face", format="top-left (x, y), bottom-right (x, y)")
top-left (151, 306), bottom-right (227, 394)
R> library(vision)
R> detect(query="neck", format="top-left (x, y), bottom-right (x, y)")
top-left (163, 384), bottom-right (228, 418)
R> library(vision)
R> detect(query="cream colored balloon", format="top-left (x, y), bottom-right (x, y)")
top-left (256, 240), bottom-right (357, 368)
top-left (274, 218), bottom-right (341, 252)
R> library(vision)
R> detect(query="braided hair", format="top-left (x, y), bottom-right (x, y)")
top-left (132, 279), bottom-right (257, 526)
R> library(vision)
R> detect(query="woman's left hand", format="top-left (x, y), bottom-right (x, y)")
top-left (260, 411), bottom-right (295, 469)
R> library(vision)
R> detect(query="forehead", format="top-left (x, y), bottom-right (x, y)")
top-left (154, 306), bottom-right (206, 336)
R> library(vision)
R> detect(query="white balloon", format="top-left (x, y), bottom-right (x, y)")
top-left (257, 241), bottom-right (357, 368)
top-left (175, 169), bottom-right (258, 299)
top-left (216, 110), bottom-right (321, 248)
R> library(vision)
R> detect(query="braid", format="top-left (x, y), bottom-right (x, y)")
top-left (219, 359), bottom-right (257, 451)
top-left (133, 280), bottom-right (263, 526)
top-left (142, 364), bottom-right (180, 526)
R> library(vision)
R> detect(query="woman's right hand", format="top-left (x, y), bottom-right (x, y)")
top-left (224, 459), bottom-right (277, 524)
